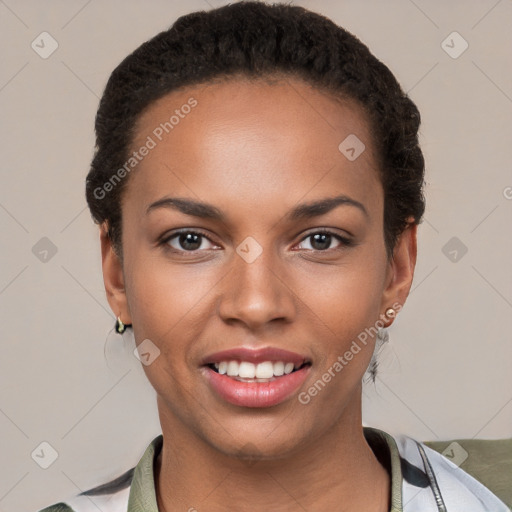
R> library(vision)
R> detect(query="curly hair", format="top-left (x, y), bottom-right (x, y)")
top-left (86, 1), bottom-right (425, 261)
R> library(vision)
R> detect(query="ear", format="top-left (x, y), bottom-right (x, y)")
top-left (100, 222), bottom-right (132, 324)
top-left (379, 219), bottom-right (418, 327)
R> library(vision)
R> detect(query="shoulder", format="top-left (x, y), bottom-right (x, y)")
top-left (393, 433), bottom-right (511, 511)
top-left (35, 443), bottom-right (147, 512)
top-left (36, 467), bottom-right (133, 512)
top-left (424, 437), bottom-right (512, 510)
top-left (36, 434), bottom-right (163, 512)
top-left (38, 505), bottom-right (75, 512)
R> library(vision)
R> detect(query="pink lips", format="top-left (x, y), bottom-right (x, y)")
top-left (201, 346), bottom-right (311, 408)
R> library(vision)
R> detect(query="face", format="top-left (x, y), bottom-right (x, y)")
top-left (102, 77), bottom-right (416, 459)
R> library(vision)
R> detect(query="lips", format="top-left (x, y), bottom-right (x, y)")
top-left (201, 347), bottom-right (311, 408)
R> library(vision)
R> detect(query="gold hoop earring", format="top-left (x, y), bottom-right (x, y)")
top-left (115, 316), bottom-right (132, 334)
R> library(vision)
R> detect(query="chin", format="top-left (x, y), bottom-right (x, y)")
top-left (198, 411), bottom-right (316, 463)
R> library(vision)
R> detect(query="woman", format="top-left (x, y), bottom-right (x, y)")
top-left (39, 2), bottom-right (509, 511)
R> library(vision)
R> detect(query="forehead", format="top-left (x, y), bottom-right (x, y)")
top-left (124, 77), bottom-right (382, 224)
top-left (134, 76), bottom-right (373, 149)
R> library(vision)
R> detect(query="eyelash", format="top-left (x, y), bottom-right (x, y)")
top-left (159, 228), bottom-right (354, 255)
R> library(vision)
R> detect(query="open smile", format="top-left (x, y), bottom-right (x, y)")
top-left (201, 347), bottom-right (312, 408)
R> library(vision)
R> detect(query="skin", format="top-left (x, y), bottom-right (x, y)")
top-left (101, 77), bottom-right (417, 511)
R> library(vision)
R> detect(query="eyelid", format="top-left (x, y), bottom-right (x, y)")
top-left (294, 229), bottom-right (353, 250)
top-left (298, 227), bottom-right (353, 241)
top-left (160, 228), bottom-right (218, 248)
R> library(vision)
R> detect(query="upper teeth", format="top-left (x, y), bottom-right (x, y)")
top-left (213, 361), bottom-right (297, 378)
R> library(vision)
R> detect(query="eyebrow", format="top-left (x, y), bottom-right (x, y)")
top-left (145, 194), bottom-right (368, 221)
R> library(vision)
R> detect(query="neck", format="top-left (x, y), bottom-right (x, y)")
top-left (155, 397), bottom-right (390, 512)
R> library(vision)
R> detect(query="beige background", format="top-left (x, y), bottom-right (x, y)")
top-left (0, 0), bottom-right (511, 510)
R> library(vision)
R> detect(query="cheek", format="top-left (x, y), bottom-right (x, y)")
top-left (123, 256), bottom-right (207, 408)
top-left (297, 254), bottom-right (386, 335)
top-left (294, 256), bottom-right (387, 387)
top-left (124, 252), bottom-right (212, 334)
top-left (296, 271), bottom-right (383, 413)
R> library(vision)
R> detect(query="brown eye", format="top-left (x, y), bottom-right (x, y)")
top-left (176, 232), bottom-right (203, 251)
top-left (310, 233), bottom-right (334, 251)
top-left (297, 230), bottom-right (352, 252)
top-left (162, 230), bottom-right (217, 252)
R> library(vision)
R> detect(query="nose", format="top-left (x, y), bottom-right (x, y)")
top-left (218, 247), bottom-right (297, 331)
